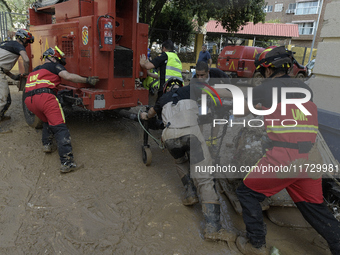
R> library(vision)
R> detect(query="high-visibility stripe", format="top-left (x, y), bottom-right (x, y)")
top-left (166, 66), bottom-right (182, 73)
top-left (165, 75), bottom-right (183, 81)
top-left (165, 52), bottom-right (182, 82)
top-left (267, 125), bottom-right (318, 134)
top-left (55, 96), bottom-right (65, 123)
top-left (26, 79), bottom-right (55, 88)
top-left (243, 156), bottom-right (266, 180)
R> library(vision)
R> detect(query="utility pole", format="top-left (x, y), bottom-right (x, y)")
top-left (308, 0), bottom-right (324, 64)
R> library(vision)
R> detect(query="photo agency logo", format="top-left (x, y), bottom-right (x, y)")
top-left (199, 83), bottom-right (223, 113)
top-left (201, 83), bottom-right (312, 128)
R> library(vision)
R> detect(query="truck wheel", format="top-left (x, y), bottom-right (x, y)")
top-left (252, 72), bottom-right (264, 86)
top-left (296, 73), bottom-right (305, 80)
top-left (22, 89), bottom-right (43, 129)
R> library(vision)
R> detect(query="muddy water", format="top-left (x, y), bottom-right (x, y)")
top-left (0, 86), bottom-right (332, 254)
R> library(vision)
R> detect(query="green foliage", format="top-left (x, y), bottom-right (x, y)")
top-left (9, 0), bottom-right (35, 29)
top-left (266, 19), bottom-right (281, 23)
top-left (139, 0), bottom-right (267, 46)
top-left (173, 0), bottom-right (266, 32)
top-left (0, 0), bottom-right (35, 31)
top-left (149, 4), bottom-right (194, 45)
top-left (177, 52), bottom-right (196, 63)
top-left (0, 0), bottom-right (11, 13)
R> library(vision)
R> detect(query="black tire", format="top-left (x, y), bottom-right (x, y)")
top-left (142, 146), bottom-right (152, 166)
top-left (22, 88), bottom-right (43, 129)
top-left (296, 73), bottom-right (305, 80)
top-left (252, 72), bottom-right (264, 86)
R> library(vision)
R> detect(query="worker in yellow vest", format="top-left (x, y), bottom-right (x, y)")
top-left (140, 39), bottom-right (183, 101)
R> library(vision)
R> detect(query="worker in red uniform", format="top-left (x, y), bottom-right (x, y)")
top-left (235, 46), bottom-right (340, 255)
top-left (24, 46), bottom-right (99, 173)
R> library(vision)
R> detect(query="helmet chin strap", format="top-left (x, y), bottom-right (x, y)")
top-left (19, 37), bottom-right (26, 45)
top-left (46, 57), bottom-right (55, 63)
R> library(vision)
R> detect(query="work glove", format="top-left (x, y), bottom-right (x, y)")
top-left (86, 76), bottom-right (99, 86)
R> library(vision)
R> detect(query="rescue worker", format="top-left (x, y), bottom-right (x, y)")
top-left (24, 46), bottom-right (99, 173)
top-left (142, 69), bottom-right (159, 95)
top-left (0, 29), bottom-right (34, 133)
top-left (140, 39), bottom-right (183, 101)
top-left (140, 78), bottom-right (237, 243)
top-left (194, 61), bottom-right (231, 154)
top-left (235, 46), bottom-right (340, 255)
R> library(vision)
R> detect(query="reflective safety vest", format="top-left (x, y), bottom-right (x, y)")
top-left (162, 99), bottom-right (198, 128)
top-left (142, 69), bottom-right (159, 90)
top-left (165, 52), bottom-right (183, 82)
top-left (264, 101), bottom-right (318, 144)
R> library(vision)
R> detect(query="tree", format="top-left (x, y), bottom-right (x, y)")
top-left (0, 0), bottom-right (35, 34)
top-left (149, 4), bottom-right (194, 46)
top-left (139, 0), bottom-right (266, 44)
top-left (7, 0), bottom-right (36, 29)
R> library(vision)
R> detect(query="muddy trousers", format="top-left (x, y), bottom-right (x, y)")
top-left (236, 183), bottom-right (340, 254)
top-left (164, 131), bottom-right (218, 203)
top-left (43, 122), bottom-right (74, 164)
top-left (0, 73), bottom-right (11, 118)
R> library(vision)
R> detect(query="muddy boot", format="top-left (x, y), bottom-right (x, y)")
top-left (181, 175), bottom-right (199, 206)
top-left (236, 236), bottom-right (267, 255)
top-left (0, 115), bottom-right (11, 122)
top-left (0, 126), bottom-right (12, 134)
top-left (202, 203), bottom-right (237, 242)
top-left (43, 143), bottom-right (52, 153)
top-left (60, 161), bottom-right (82, 173)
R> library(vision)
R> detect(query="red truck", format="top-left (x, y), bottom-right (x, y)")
top-left (21, 0), bottom-right (149, 127)
top-left (217, 45), bottom-right (307, 85)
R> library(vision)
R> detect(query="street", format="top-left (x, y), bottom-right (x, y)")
top-left (0, 85), bottom-right (332, 255)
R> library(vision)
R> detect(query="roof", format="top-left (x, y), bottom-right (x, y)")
top-left (206, 21), bottom-right (299, 38)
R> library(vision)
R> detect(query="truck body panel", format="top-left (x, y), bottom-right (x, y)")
top-left (24, 0), bottom-right (148, 112)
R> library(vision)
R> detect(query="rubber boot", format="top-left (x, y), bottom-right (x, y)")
top-left (236, 236), bottom-right (267, 255)
top-left (0, 126), bottom-right (12, 134)
top-left (0, 115), bottom-right (11, 122)
top-left (202, 203), bottom-right (237, 242)
top-left (181, 175), bottom-right (199, 206)
top-left (43, 144), bottom-right (52, 153)
top-left (60, 161), bottom-right (82, 173)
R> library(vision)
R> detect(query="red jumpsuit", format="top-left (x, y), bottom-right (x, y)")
top-left (24, 62), bottom-right (74, 166)
top-left (236, 77), bottom-right (340, 254)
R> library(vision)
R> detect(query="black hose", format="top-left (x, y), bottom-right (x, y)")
top-left (96, 15), bottom-right (105, 49)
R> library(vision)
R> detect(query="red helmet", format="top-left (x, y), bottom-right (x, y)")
top-left (254, 46), bottom-right (293, 69)
top-left (43, 46), bottom-right (67, 66)
top-left (162, 77), bottom-right (183, 94)
top-left (15, 29), bottom-right (34, 44)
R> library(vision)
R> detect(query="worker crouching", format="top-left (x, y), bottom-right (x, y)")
top-left (140, 78), bottom-right (237, 243)
top-left (24, 46), bottom-right (99, 173)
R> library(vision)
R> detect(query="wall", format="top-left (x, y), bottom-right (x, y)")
top-left (309, 0), bottom-right (340, 113)
top-left (308, 0), bottom-right (340, 160)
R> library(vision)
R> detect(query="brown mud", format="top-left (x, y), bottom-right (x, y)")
top-left (0, 85), bottom-right (332, 254)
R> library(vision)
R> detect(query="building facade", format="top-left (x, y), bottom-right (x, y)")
top-left (264, 0), bottom-right (331, 48)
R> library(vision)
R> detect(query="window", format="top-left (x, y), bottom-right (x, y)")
top-left (288, 3), bottom-right (296, 10)
top-left (286, 3), bottom-right (296, 13)
top-left (296, 1), bottom-right (319, 15)
top-left (264, 5), bottom-right (273, 12)
top-left (298, 22), bottom-right (315, 35)
top-left (274, 3), bottom-right (283, 12)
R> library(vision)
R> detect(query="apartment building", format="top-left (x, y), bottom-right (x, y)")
top-left (264, 0), bottom-right (331, 47)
